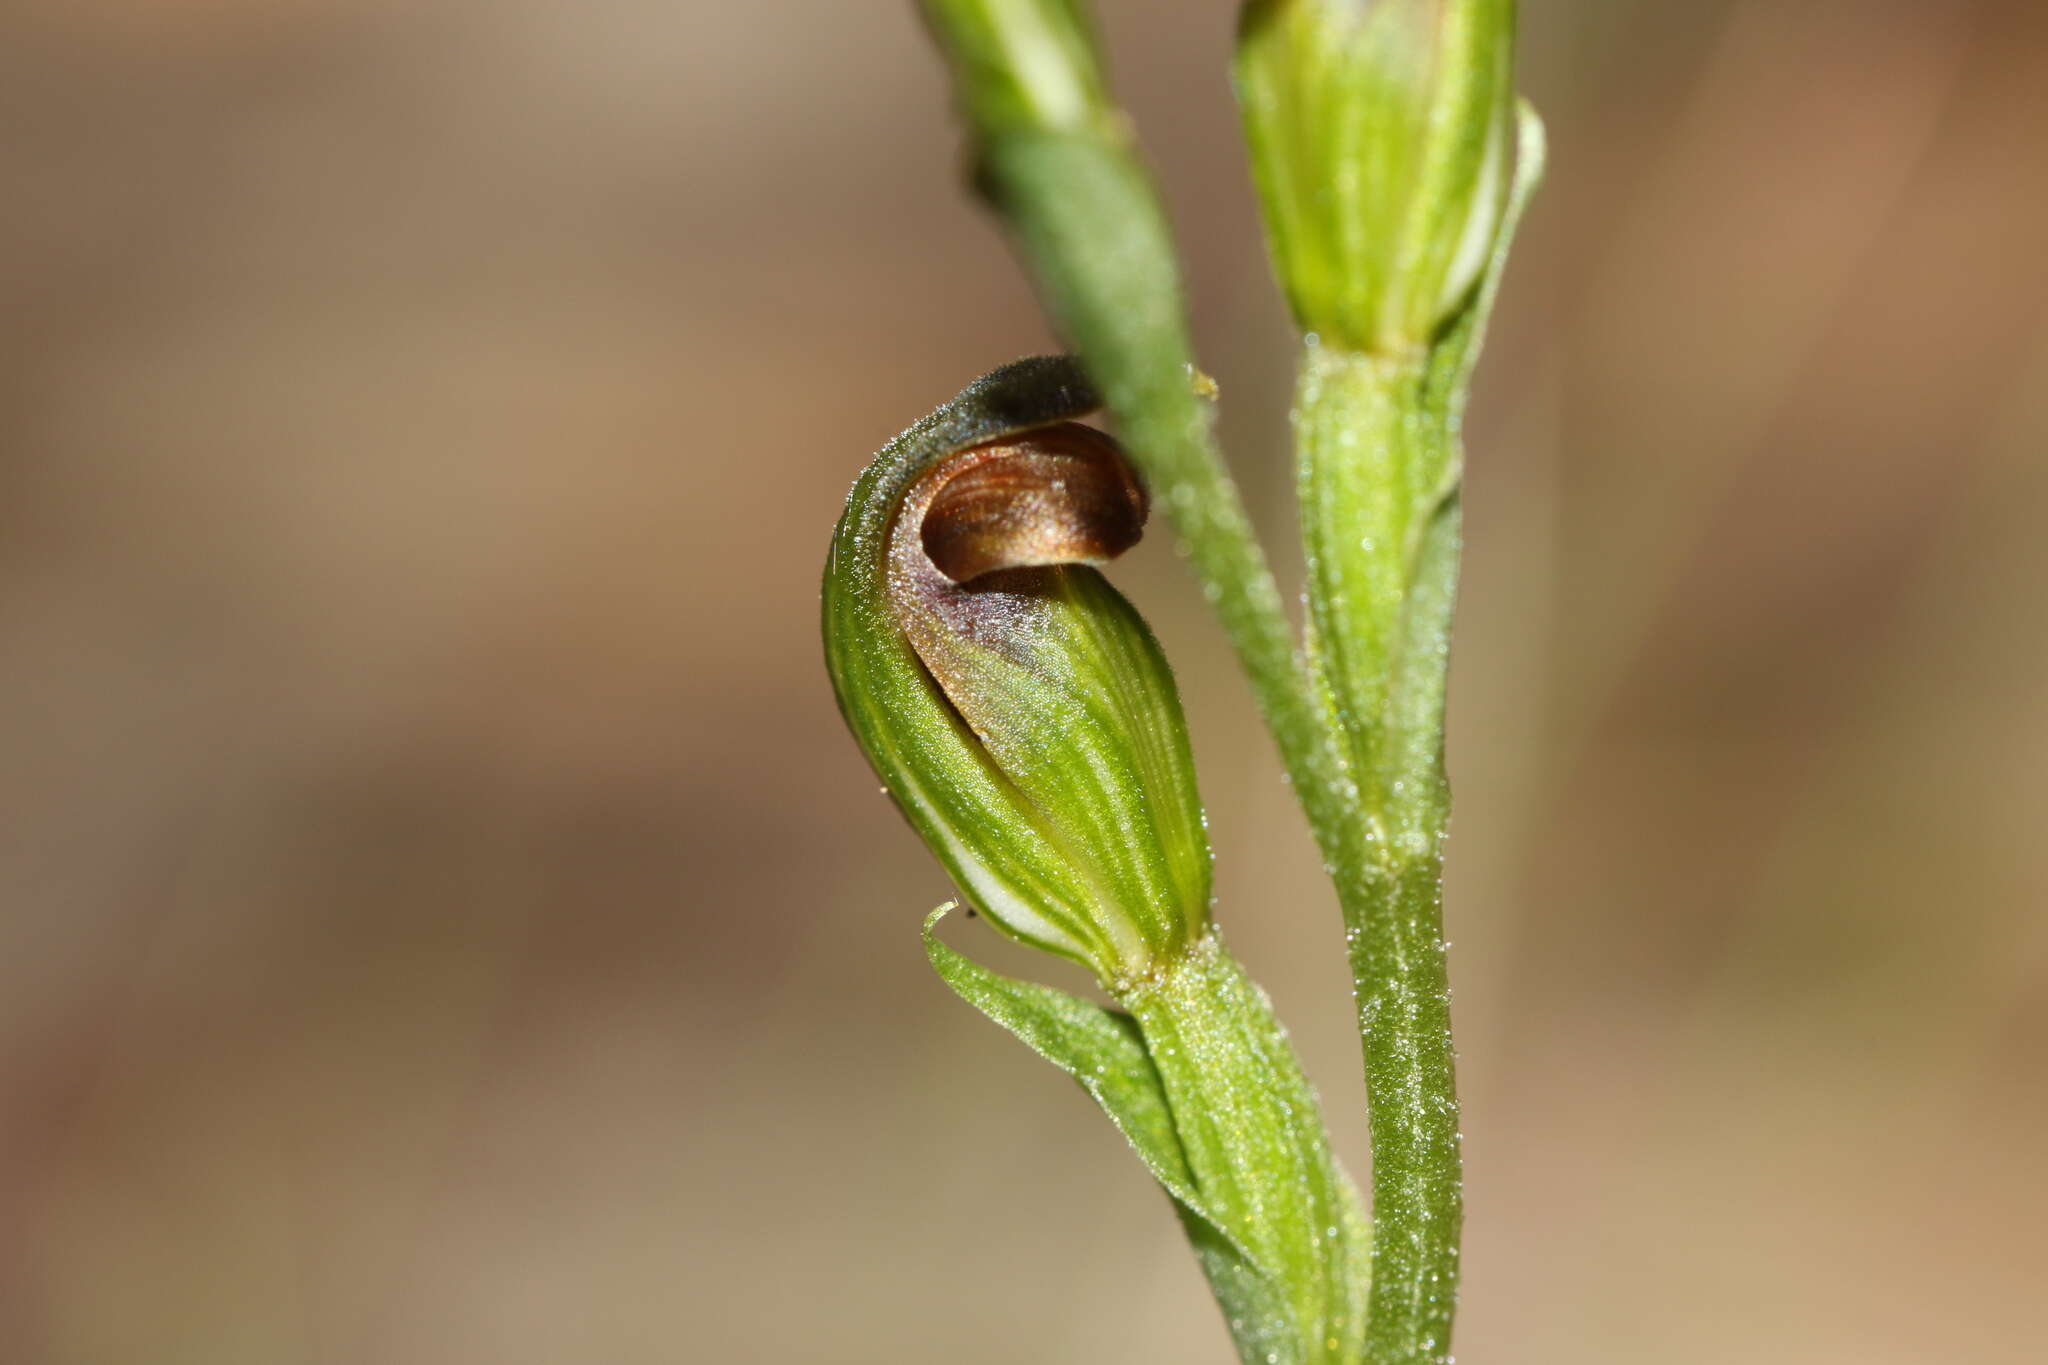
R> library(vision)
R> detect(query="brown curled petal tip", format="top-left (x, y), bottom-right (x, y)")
top-left (917, 423), bottom-right (1148, 584)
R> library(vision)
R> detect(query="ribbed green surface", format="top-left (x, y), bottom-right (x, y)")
top-left (1236, 0), bottom-right (1518, 355)
top-left (822, 356), bottom-right (1210, 982)
top-left (927, 910), bottom-right (1369, 1365)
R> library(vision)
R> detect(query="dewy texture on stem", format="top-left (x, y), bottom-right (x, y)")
top-left (824, 359), bottom-right (1371, 1365)
top-left (1240, 0), bottom-right (1544, 1348)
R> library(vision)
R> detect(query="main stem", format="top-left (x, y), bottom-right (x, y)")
top-left (1297, 345), bottom-right (1464, 1364)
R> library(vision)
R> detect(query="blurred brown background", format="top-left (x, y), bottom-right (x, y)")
top-left (3, 1), bottom-right (2044, 1361)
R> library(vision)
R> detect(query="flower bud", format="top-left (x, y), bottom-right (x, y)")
top-left (1235, 0), bottom-right (1518, 354)
top-left (823, 357), bottom-right (1211, 984)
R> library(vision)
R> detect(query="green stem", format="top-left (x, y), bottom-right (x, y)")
top-left (1296, 346), bottom-right (1463, 1363)
top-left (1288, 108), bottom-right (1544, 1362)
top-left (915, 0), bottom-right (1545, 1354)
top-left (1124, 933), bottom-right (1370, 1365)
top-left (1296, 347), bottom-right (1460, 840)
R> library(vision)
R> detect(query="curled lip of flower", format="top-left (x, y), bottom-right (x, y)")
top-left (909, 422), bottom-right (1146, 586)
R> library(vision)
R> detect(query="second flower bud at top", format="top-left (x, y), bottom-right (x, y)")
top-left (1236, 0), bottom-right (1517, 355)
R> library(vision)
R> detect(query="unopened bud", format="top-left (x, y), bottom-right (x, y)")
top-left (1236, 0), bottom-right (1518, 354)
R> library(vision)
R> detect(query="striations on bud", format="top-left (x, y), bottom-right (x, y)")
top-left (1235, 0), bottom-right (1518, 355)
top-left (823, 357), bottom-right (1211, 985)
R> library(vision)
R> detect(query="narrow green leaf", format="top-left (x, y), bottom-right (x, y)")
top-left (922, 907), bottom-right (1300, 1363)
top-left (926, 908), bottom-right (1370, 1365)
top-left (1121, 936), bottom-right (1372, 1365)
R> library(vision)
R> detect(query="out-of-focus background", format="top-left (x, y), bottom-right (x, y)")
top-left (3, 1), bottom-right (2044, 1361)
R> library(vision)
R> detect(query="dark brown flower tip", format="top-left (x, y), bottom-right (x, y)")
top-left (913, 423), bottom-right (1147, 584)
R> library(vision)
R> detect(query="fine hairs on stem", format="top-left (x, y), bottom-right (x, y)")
top-left (827, 4), bottom-right (1541, 1363)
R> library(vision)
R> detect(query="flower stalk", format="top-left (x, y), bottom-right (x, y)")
top-left (857, 2), bottom-right (1543, 1362)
